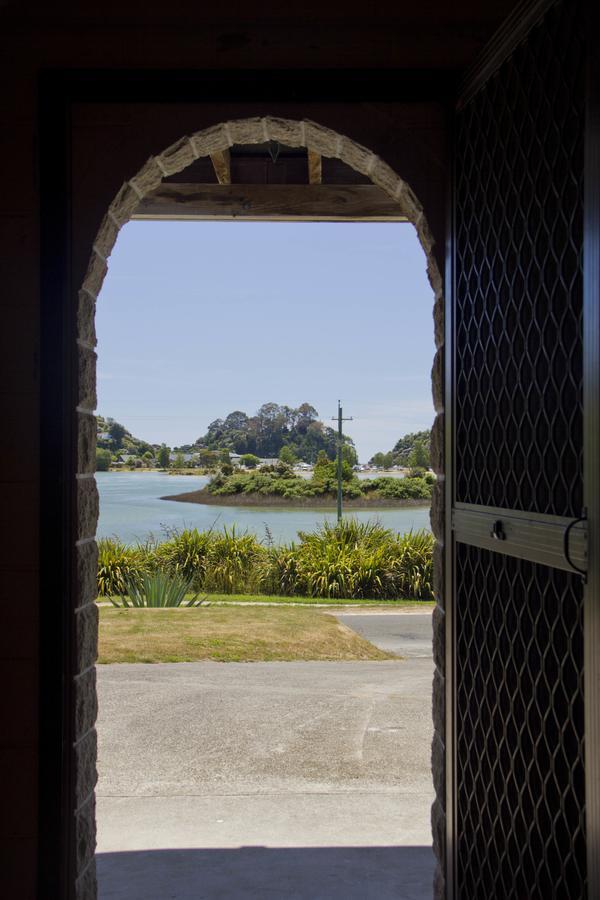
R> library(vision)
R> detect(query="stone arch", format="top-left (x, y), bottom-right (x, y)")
top-left (74, 116), bottom-right (445, 898)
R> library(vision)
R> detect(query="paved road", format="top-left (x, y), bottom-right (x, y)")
top-left (335, 613), bottom-right (433, 658)
top-left (96, 619), bottom-right (434, 899)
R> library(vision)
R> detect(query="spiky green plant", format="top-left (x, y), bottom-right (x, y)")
top-left (97, 538), bottom-right (150, 597)
top-left (152, 528), bottom-right (214, 588)
top-left (112, 571), bottom-right (205, 607)
top-left (204, 526), bottom-right (266, 594)
top-left (386, 530), bottom-right (434, 600)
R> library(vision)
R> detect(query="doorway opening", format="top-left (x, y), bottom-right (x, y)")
top-left (75, 118), bottom-right (446, 898)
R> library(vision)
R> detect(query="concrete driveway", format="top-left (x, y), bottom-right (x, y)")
top-left (335, 612), bottom-right (433, 657)
top-left (96, 613), bottom-right (434, 899)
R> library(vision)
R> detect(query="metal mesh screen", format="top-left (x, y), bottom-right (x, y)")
top-left (455, 543), bottom-right (586, 899)
top-left (455, 0), bottom-right (585, 516)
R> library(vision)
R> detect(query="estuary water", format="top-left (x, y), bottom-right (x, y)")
top-left (96, 471), bottom-right (431, 545)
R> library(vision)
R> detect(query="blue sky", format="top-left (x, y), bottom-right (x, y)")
top-left (96, 221), bottom-right (434, 461)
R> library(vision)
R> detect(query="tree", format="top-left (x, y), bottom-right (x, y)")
top-left (314, 450), bottom-right (331, 470)
top-left (157, 444), bottom-right (170, 469)
top-left (198, 449), bottom-right (219, 468)
top-left (407, 440), bottom-right (430, 470)
top-left (96, 448), bottom-right (111, 471)
top-left (240, 453), bottom-right (260, 468)
top-left (383, 452), bottom-right (394, 470)
top-left (219, 449), bottom-right (231, 465)
top-left (279, 445), bottom-right (297, 465)
top-left (341, 444), bottom-right (358, 467)
top-left (173, 452), bottom-right (185, 469)
top-left (108, 420), bottom-right (127, 448)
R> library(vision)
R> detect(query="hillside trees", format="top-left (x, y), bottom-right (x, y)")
top-left (370, 429), bottom-right (431, 468)
top-left (157, 445), bottom-right (170, 469)
top-left (196, 402), bottom-right (354, 463)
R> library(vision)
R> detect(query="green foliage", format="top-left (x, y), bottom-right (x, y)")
top-left (173, 452), bottom-right (185, 469)
top-left (203, 528), bottom-right (266, 594)
top-left (278, 445), bottom-right (297, 465)
top-left (370, 429), bottom-right (432, 468)
top-left (207, 466), bottom-right (432, 503)
top-left (240, 453), bottom-right (260, 468)
top-left (97, 538), bottom-right (150, 596)
top-left (108, 420), bottom-right (127, 448)
top-left (96, 448), bottom-right (112, 471)
top-left (157, 444), bottom-right (170, 469)
top-left (196, 402), bottom-right (355, 464)
top-left (266, 520), bottom-right (434, 600)
top-left (98, 522), bottom-right (433, 602)
top-left (361, 476), bottom-right (432, 500)
top-left (407, 440), bottom-right (430, 470)
top-left (341, 444), bottom-right (358, 467)
top-left (152, 528), bottom-right (214, 588)
top-left (111, 571), bottom-right (204, 607)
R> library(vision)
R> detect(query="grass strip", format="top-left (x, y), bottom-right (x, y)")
top-left (98, 606), bottom-right (396, 664)
top-left (100, 592), bottom-right (434, 609)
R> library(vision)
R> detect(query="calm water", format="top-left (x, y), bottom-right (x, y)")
top-left (96, 471), bottom-right (431, 545)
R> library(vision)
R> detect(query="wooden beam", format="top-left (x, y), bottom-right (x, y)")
top-left (209, 149), bottom-right (231, 185)
top-left (307, 149), bottom-right (322, 185)
top-left (132, 183), bottom-right (407, 222)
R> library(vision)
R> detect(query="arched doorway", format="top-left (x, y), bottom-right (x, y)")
top-left (72, 117), bottom-right (445, 897)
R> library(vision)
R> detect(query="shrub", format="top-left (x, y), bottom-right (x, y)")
top-left (152, 528), bottom-right (214, 589)
top-left (203, 527), bottom-right (267, 594)
top-left (97, 521), bottom-right (434, 602)
top-left (386, 530), bottom-right (434, 600)
top-left (96, 448), bottom-right (112, 471)
top-left (97, 538), bottom-right (150, 596)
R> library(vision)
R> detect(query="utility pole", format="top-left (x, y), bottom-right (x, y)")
top-left (331, 400), bottom-right (353, 523)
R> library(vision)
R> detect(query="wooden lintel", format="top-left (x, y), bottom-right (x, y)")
top-left (209, 149), bottom-right (231, 185)
top-left (132, 183), bottom-right (408, 222)
top-left (307, 149), bottom-right (322, 185)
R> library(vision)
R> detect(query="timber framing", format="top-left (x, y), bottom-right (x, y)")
top-left (133, 182), bottom-right (408, 222)
top-left (209, 149), bottom-right (231, 184)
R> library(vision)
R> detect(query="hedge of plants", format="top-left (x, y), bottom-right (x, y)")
top-left (97, 520), bottom-right (434, 601)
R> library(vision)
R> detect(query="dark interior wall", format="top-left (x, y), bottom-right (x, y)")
top-left (71, 99), bottom-right (449, 285)
top-left (0, 1), bottom-right (518, 896)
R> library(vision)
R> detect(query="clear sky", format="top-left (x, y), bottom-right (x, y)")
top-left (96, 220), bottom-right (435, 462)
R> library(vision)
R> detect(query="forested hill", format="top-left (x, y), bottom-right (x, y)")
top-left (369, 429), bottom-right (431, 469)
top-left (194, 403), bottom-right (356, 464)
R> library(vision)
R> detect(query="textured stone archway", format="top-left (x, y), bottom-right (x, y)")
top-left (73, 116), bottom-right (446, 899)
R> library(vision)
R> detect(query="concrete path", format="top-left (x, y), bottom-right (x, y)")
top-left (96, 619), bottom-right (434, 899)
top-left (335, 612), bottom-right (433, 657)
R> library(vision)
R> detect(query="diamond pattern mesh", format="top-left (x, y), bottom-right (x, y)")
top-left (455, 0), bottom-right (585, 516)
top-left (456, 543), bottom-right (586, 899)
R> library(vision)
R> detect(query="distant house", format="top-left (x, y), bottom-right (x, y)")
top-left (229, 453), bottom-right (242, 465)
top-left (119, 453), bottom-right (136, 464)
top-left (97, 432), bottom-right (111, 441)
top-left (258, 458), bottom-right (279, 467)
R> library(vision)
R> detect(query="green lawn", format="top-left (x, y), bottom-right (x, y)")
top-left (98, 605), bottom-right (397, 664)
top-left (100, 592), bottom-right (434, 610)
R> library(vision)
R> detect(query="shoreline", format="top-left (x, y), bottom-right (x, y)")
top-left (161, 488), bottom-right (430, 510)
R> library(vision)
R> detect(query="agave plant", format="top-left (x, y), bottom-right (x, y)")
top-left (112, 571), bottom-right (206, 608)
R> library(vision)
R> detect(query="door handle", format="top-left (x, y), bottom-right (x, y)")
top-left (563, 509), bottom-right (587, 583)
